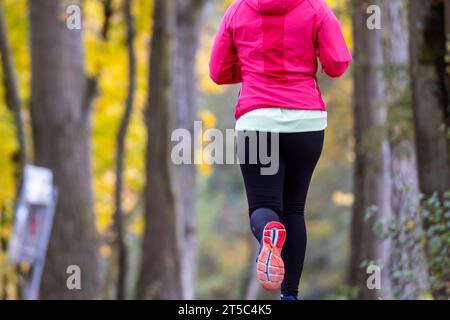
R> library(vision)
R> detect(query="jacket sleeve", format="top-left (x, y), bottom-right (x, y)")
top-left (316, 5), bottom-right (352, 78)
top-left (209, 8), bottom-right (242, 85)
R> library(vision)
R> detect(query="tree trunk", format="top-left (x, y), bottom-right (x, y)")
top-left (172, 0), bottom-right (205, 300)
top-left (409, 0), bottom-right (450, 299)
top-left (349, 0), bottom-right (392, 300)
top-left (409, 0), bottom-right (449, 198)
top-left (29, 0), bottom-right (100, 299)
top-left (381, 0), bottom-right (428, 299)
top-left (137, 0), bottom-right (183, 299)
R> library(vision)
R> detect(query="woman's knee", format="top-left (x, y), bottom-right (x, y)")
top-left (249, 204), bottom-right (283, 218)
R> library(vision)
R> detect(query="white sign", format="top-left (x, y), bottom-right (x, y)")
top-left (23, 166), bottom-right (53, 205)
top-left (8, 165), bottom-right (59, 299)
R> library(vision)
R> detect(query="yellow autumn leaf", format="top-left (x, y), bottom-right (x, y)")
top-left (199, 110), bottom-right (217, 129)
top-left (199, 161), bottom-right (213, 177)
top-left (129, 215), bottom-right (145, 236)
top-left (100, 244), bottom-right (112, 258)
top-left (332, 191), bottom-right (354, 207)
top-left (197, 34), bottom-right (225, 95)
top-left (407, 219), bottom-right (415, 231)
top-left (97, 212), bottom-right (113, 235)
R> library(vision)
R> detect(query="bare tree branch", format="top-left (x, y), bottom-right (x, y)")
top-left (83, 0), bottom-right (113, 113)
top-left (113, 0), bottom-right (136, 300)
top-left (102, 0), bottom-right (113, 40)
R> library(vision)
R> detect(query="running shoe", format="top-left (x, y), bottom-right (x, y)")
top-left (256, 221), bottom-right (286, 291)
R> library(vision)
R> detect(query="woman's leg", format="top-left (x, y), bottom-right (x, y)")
top-left (238, 131), bottom-right (287, 290)
top-left (280, 131), bottom-right (324, 297)
top-left (238, 131), bottom-right (285, 238)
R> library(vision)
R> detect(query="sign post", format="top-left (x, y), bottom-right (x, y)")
top-left (8, 165), bottom-right (59, 300)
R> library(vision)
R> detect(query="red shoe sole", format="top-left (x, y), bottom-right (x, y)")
top-left (256, 221), bottom-right (286, 291)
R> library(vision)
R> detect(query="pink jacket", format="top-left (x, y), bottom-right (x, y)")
top-left (209, 0), bottom-right (352, 119)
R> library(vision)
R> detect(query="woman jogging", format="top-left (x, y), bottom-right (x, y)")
top-left (209, 0), bottom-right (352, 300)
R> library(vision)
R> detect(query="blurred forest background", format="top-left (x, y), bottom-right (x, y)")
top-left (0, 0), bottom-right (448, 300)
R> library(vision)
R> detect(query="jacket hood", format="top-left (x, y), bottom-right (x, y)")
top-left (244, 0), bottom-right (303, 15)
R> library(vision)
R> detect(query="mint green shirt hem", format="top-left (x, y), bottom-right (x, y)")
top-left (235, 108), bottom-right (328, 133)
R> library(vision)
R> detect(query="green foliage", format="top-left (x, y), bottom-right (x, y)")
top-left (421, 192), bottom-right (450, 298)
top-left (377, 191), bottom-right (450, 300)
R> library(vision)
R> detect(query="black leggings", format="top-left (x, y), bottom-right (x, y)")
top-left (238, 130), bottom-right (324, 296)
